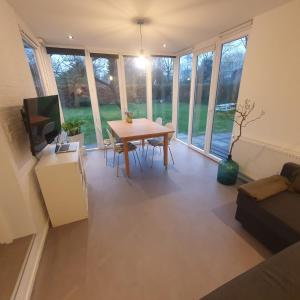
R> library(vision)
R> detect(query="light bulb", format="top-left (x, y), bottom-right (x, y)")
top-left (109, 75), bottom-right (113, 81)
top-left (135, 55), bottom-right (146, 69)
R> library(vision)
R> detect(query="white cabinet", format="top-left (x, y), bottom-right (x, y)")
top-left (35, 142), bottom-right (88, 227)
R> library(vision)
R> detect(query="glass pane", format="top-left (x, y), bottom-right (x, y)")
top-left (210, 37), bottom-right (247, 158)
top-left (124, 56), bottom-right (147, 119)
top-left (177, 54), bottom-right (192, 143)
top-left (50, 54), bottom-right (97, 148)
top-left (23, 40), bottom-right (44, 97)
top-left (192, 51), bottom-right (214, 149)
top-left (92, 56), bottom-right (121, 139)
top-left (152, 57), bottom-right (174, 124)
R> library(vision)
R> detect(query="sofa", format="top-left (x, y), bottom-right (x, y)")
top-left (201, 241), bottom-right (300, 300)
top-left (200, 162), bottom-right (300, 300)
top-left (235, 162), bottom-right (300, 253)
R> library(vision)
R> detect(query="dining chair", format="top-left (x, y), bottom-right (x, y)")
top-left (97, 126), bottom-right (111, 165)
top-left (155, 117), bottom-right (163, 125)
top-left (106, 129), bottom-right (142, 176)
top-left (145, 122), bottom-right (175, 167)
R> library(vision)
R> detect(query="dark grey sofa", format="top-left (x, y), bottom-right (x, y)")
top-left (235, 162), bottom-right (300, 253)
top-left (200, 163), bottom-right (300, 300)
top-left (201, 241), bottom-right (300, 300)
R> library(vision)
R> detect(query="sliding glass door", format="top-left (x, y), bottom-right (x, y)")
top-left (49, 51), bottom-right (97, 147)
top-left (210, 36), bottom-right (248, 158)
top-left (177, 54), bottom-right (192, 143)
top-left (152, 57), bottom-right (174, 124)
top-left (92, 54), bottom-right (121, 139)
top-left (191, 51), bottom-right (214, 150)
top-left (124, 56), bottom-right (147, 119)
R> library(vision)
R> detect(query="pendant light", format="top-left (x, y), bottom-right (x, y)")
top-left (136, 19), bottom-right (146, 69)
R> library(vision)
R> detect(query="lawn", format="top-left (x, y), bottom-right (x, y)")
top-left (62, 102), bottom-right (235, 146)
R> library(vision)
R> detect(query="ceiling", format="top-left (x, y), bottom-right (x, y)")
top-left (9, 0), bottom-right (290, 54)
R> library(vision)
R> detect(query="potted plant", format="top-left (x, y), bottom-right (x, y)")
top-left (217, 99), bottom-right (265, 185)
top-left (61, 119), bottom-right (85, 147)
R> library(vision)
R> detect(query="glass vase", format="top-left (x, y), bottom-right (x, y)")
top-left (217, 155), bottom-right (239, 185)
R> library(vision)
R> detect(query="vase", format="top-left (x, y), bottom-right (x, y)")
top-left (217, 155), bottom-right (239, 185)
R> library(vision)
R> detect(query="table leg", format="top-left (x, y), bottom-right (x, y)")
top-left (163, 133), bottom-right (168, 169)
top-left (123, 139), bottom-right (130, 177)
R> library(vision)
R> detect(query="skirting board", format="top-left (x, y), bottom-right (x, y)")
top-left (12, 219), bottom-right (49, 300)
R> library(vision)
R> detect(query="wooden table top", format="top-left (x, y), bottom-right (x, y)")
top-left (108, 118), bottom-right (174, 139)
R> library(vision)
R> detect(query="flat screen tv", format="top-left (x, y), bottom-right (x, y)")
top-left (22, 95), bottom-right (61, 156)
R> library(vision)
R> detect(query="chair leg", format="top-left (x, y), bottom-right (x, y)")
top-left (135, 150), bottom-right (142, 171)
top-left (132, 151), bottom-right (137, 165)
top-left (169, 146), bottom-right (174, 164)
top-left (117, 153), bottom-right (120, 177)
top-left (145, 144), bottom-right (149, 159)
top-left (105, 147), bottom-right (108, 166)
top-left (104, 146), bottom-right (106, 158)
top-left (151, 146), bottom-right (155, 168)
top-left (113, 151), bottom-right (116, 167)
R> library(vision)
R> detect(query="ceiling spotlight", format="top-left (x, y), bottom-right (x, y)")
top-left (67, 35), bottom-right (74, 40)
top-left (163, 43), bottom-right (167, 48)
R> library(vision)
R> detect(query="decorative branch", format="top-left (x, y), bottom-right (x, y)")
top-left (229, 99), bottom-right (265, 157)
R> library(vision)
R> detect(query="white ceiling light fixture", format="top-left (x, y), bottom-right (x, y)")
top-left (136, 19), bottom-right (146, 69)
top-left (67, 34), bottom-right (74, 40)
top-left (163, 43), bottom-right (167, 48)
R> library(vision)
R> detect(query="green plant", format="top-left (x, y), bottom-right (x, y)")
top-left (62, 119), bottom-right (85, 136)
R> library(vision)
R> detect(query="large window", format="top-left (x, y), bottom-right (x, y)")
top-left (192, 51), bottom-right (214, 150)
top-left (49, 52), bottom-right (97, 147)
top-left (210, 37), bottom-right (247, 158)
top-left (177, 54), bottom-right (192, 143)
top-left (124, 56), bottom-right (147, 119)
top-left (23, 40), bottom-right (44, 97)
top-left (92, 55), bottom-right (121, 139)
top-left (152, 57), bottom-right (174, 124)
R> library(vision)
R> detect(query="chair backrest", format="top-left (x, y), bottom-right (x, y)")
top-left (165, 123), bottom-right (175, 142)
top-left (155, 117), bottom-right (163, 125)
top-left (106, 128), bottom-right (115, 147)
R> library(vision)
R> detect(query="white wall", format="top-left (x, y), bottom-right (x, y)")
top-left (0, 0), bottom-right (47, 243)
top-left (232, 0), bottom-right (300, 179)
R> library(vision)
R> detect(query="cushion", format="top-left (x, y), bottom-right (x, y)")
top-left (258, 191), bottom-right (300, 234)
top-left (289, 172), bottom-right (300, 193)
top-left (239, 175), bottom-right (289, 201)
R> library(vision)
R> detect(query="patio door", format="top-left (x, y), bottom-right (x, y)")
top-left (191, 51), bottom-right (214, 151)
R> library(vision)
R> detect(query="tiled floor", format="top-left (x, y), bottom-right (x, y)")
top-left (31, 141), bottom-right (270, 300)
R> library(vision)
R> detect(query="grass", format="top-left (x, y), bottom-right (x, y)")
top-left (62, 102), bottom-right (235, 146)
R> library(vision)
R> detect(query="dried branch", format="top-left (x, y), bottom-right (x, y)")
top-left (229, 99), bottom-right (264, 157)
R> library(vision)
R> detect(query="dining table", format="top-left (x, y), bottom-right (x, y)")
top-left (107, 118), bottom-right (174, 177)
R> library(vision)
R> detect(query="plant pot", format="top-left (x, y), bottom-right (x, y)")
top-left (217, 155), bottom-right (239, 185)
top-left (67, 133), bottom-right (84, 148)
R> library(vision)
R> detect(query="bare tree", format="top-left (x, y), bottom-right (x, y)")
top-left (229, 99), bottom-right (265, 156)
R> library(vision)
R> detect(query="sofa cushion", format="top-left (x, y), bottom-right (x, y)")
top-left (200, 242), bottom-right (300, 300)
top-left (290, 173), bottom-right (300, 193)
top-left (258, 191), bottom-right (300, 234)
top-left (239, 175), bottom-right (289, 201)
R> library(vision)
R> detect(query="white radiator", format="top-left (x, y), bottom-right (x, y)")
top-left (232, 137), bottom-right (300, 180)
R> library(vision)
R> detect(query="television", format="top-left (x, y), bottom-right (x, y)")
top-left (22, 95), bottom-right (61, 156)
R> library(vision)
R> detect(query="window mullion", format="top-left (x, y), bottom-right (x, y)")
top-left (187, 53), bottom-right (197, 145)
top-left (84, 50), bottom-right (103, 148)
top-left (146, 57), bottom-right (152, 120)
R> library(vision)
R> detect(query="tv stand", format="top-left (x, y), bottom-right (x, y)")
top-left (35, 142), bottom-right (88, 227)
